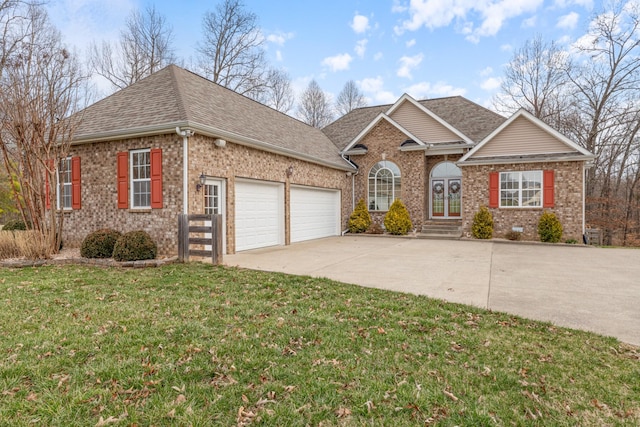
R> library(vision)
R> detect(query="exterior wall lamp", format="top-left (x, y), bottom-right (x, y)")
top-left (286, 165), bottom-right (293, 177)
top-left (196, 172), bottom-right (206, 192)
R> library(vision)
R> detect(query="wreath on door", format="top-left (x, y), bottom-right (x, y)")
top-left (449, 182), bottom-right (461, 194)
top-left (433, 182), bottom-right (444, 194)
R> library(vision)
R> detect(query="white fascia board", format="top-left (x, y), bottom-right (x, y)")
top-left (457, 154), bottom-right (596, 167)
top-left (386, 93), bottom-right (474, 145)
top-left (341, 113), bottom-right (424, 153)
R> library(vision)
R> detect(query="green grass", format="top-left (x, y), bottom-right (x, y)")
top-left (0, 264), bottom-right (638, 426)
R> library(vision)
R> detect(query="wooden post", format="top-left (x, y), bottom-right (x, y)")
top-left (212, 214), bottom-right (223, 265)
top-left (178, 214), bottom-right (185, 262)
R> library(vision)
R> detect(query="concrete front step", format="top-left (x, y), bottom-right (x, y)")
top-left (419, 220), bottom-right (462, 239)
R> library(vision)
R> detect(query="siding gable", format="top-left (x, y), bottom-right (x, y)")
top-left (472, 115), bottom-right (573, 158)
top-left (389, 100), bottom-right (461, 143)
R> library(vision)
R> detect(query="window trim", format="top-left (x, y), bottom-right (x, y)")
top-left (57, 156), bottom-right (72, 210)
top-left (499, 170), bottom-right (543, 208)
top-left (130, 148), bottom-right (151, 209)
top-left (368, 160), bottom-right (401, 211)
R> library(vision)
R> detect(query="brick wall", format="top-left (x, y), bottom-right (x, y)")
top-left (63, 134), bottom-right (183, 255)
top-left (188, 135), bottom-right (350, 254)
top-left (461, 161), bottom-right (585, 241)
top-left (351, 120), bottom-right (425, 229)
top-left (62, 133), bottom-right (351, 255)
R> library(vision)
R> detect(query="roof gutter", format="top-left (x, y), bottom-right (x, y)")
top-left (71, 120), bottom-right (356, 172)
top-left (457, 154), bottom-right (597, 167)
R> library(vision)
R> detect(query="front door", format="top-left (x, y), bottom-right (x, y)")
top-left (204, 179), bottom-right (226, 254)
top-left (431, 178), bottom-right (461, 218)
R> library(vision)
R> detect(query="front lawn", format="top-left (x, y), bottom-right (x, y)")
top-left (0, 264), bottom-right (638, 425)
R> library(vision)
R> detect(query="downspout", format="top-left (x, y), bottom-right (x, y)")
top-left (341, 153), bottom-right (359, 212)
top-left (176, 127), bottom-right (194, 215)
top-left (341, 153), bottom-right (359, 235)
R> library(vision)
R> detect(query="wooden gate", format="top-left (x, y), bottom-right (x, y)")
top-left (178, 214), bottom-right (223, 264)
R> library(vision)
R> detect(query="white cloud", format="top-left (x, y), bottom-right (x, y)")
top-left (275, 50), bottom-right (283, 61)
top-left (322, 53), bottom-right (353, 72)
top-left (557, 11), bottom-right (579, 29)
top-left (500, 43), bottom-right (513, 52)
top-left (404, 81), bottom-right (467, 98)
top-left (359, 76), bottom-right (385, 93)
top-left (373, 52), bottom-right (384, 61)
top-left (397, 53), bottom-right (424, 79)
top-left (351, 14), bottom-right (370, 33)
top-left (480, 66), bottom-right (494, 77)
top-left (358, 76), bottom-right (396, 104)
top-left (266, 31), bottom-right (295, 46)
top-left (481, 77), bottom-right (502, 91)
top-left (553, 0), bottom-right (593, 8)
top-left (406, 39), bottom-right (416, 47)
top-left (355, 39), bottom-right (368, 58)
top-left (375, 91), bottom-right (399, 104)
top-left (393, 0), bottom-right (544, 42)
top-left (522, 15), bottom-right (537, 27)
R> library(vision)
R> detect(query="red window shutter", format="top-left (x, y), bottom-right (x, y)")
top-left (45, 160), bottom-right (52, 210)
top-left (71, 156), bottom-right (81, 210)
top-left (150, 148), bottom-right (163, 209)
top-left (117, 152), bottom-right (129, 209)
top-left (488, 172), bottom-right (499, 208)
top-left (543, 170), bottom-right (555, 208)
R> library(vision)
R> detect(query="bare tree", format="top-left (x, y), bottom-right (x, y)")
top-left (197, 0), bottom-right (267, 97)
top-left (297, 80), bottom-right (334, 128)
top-left (89, 4), bottom-right (175, 90)
top-left (493, 35), bottom-right (572, 130)
top-left (1, 1), bottom-right (30, 76)
top-left (335, 80), bottom-right (367, 116)
top-left (258, 68), bottom-right (295, 114)
top-left (0, 4), bottom-right (86, 254)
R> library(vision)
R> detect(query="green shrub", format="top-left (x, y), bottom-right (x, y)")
top-left (112, 230), bottom-right (157, 262)
top-left (538, 211), bottom-right (563, 243)
top-left (81, 228), bottom-right (122, 259)
top-left (383, 199), bottom-right (412, 235)
top-left (2, 219), bottom-right (27, 231)
top-left (472, 206), bottom-right (494, 239)
top-left (348, 199), bottom-right (372, 233)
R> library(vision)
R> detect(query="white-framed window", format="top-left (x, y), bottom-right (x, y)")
top-left (500, 171), bottom-right (542, 207)
top-left (130, 149), bottom-right (151, 208)
top-left (57, 157), bottom-right (72, 210)
top-left (368, 160), bottom-right (401, 211)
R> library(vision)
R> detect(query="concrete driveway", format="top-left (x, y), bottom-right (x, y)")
top-left (225, 236), bottom-right (640, 346)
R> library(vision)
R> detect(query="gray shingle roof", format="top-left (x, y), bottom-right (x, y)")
top-left (73, 65), bottom-right (352, 170)
top-left (322, 96), bottom-right (507, 151)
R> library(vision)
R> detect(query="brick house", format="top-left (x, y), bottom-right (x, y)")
top-left (58, 65), bottom-right (594, 255)
top-left (326, 94), bottom-right (595, 241)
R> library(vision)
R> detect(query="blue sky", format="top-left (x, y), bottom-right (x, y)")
top-left (47, 0), bottom-right (600, 110)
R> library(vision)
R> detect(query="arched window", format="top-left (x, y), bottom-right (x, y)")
top-left (368, 161), bottom-right (401, 211)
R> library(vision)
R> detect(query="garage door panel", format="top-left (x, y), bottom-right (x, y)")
top-left (291, 186), bottom-right (340, 243)
top-left (235, 180), bottom-right (283, 251)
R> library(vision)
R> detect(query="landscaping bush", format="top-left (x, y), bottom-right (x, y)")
top-left (81, 228), bottom-right (122, 259)
top-left (472, 206), bottom-right (494, 239)
top-left (383, 199), bottom-right (412, 235)
top-left (2, 219), bottom-right (27, 231)
top-left (112, 230), bottom-right (157, 262)
top-left (348, 199), bottom-right (372, 233)
top-left (0, 230), bottom-right (48, 260)
top-left (367, 222), bottom-right (384, 234)
top-left (538, 211), bottom-right (563, 243)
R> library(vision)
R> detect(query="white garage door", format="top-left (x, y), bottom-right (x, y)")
top-left (291, 186), bottom-right (341, 243)
top-left (235, 179), bottom-right (284, 251)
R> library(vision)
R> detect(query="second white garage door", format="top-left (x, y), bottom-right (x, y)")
top-left (235, 179), bottom-right (284, 251)
top-left (291, 186), bottom-right (341, 243)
